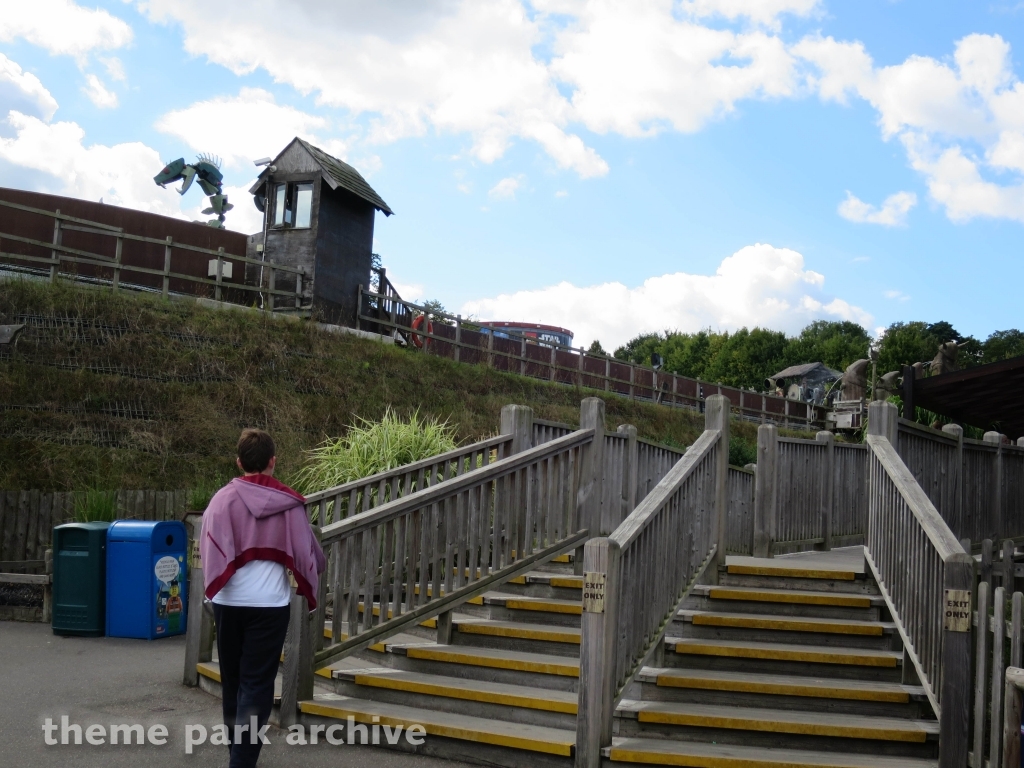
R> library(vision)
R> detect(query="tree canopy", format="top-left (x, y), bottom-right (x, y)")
top-left (613, 320), bottom-right (1023, 392)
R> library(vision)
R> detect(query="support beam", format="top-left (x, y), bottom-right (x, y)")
top-left (816, 431), bottom-right (835, 551)
top-left (705, 395), bottom-right (730, 581)
top-left (752, 423), bottom-right (778, 559)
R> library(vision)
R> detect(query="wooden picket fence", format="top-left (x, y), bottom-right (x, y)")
top-left (0, 489), bottom-right (188, 571)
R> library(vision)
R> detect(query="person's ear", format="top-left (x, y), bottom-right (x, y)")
top-left (236, 457), bottom-right (244, 473)
top-left (266, 456), bottom-right (277, 475)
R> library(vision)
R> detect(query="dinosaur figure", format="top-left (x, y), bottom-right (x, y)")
top-left (154, 154), bottom-right (234, 228)
top-left (930, 341), bottom-right (959, 376)
top-left (840, 359), bottom-right (869, 401)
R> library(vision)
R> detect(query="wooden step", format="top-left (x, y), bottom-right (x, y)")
top-left (332, 667), bottom-right (578, 714)
top-left (453, 619), bottom-right (581, 645)
top-left (484, 594), bottom-right (583, 615)
top-left (300, 693), bottom-right (576, 756)
top-left (617, 700), bottom-right (937, 743)
top-left (642, 667), bottom-right (919, 704)
top-left (669, 638), bottom-right (900, 668)
top-left (727, 563), bottom-right (857, 581)
top-left (605, 737), bottom-right (938, 767)
top-left (677, 610), bottom-right (890, 636)
top-left (698, 585), bottom-right (880, 609)
top-left (390, 642), bottom-right (580, 678)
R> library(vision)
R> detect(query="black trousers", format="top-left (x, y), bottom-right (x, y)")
top-left (213, 603), bottom-right (291, 768)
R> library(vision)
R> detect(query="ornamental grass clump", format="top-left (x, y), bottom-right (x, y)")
top-left (290, 408), bottom-right (457, 506)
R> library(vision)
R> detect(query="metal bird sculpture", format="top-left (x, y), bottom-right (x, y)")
top-left (153, 154), bottom-right (234, 228)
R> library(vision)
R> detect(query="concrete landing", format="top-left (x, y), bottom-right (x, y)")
top-left (726, 546), bottom-right (867, 575)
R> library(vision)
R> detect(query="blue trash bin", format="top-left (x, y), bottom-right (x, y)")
top-left (106, 520), bottom-right (188, 639)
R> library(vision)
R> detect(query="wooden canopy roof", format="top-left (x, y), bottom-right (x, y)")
top-left (907, 354), bottom-right (1024, 438)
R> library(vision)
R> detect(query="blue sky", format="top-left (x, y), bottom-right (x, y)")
top-left (1, 1), bottom-right (1023, 349)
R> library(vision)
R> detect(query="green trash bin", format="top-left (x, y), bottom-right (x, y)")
top-left (52, 522), bottom-right (110, 636)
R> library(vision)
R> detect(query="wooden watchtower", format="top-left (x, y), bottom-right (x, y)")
top-left (247, 138), bottom-right (393, 325)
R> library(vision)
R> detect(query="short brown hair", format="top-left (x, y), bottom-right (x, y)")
top-left (237, 429), bottom-right (275, 473)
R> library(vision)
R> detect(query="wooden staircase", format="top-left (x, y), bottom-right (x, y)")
top-left (607, 551), bottom-right (939, 768)
top-left (194, 549), bottom-right (940, 768)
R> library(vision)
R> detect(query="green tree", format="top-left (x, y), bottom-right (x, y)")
top-left (703, 328), bottom-right (789, 390)
top-left (614, 332), bottom-right (664, 365)
top-left (587, 339), bottom-right (607, 356)
top-left (983, 329), bottom-right (1024, 363)
top-left (421, 299), bottom-right (453, 326)
top-left (785, 320), bottom-right (871, 372)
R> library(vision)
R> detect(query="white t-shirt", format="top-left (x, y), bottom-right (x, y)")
top-left (212, 560), bottom-right (291, 607)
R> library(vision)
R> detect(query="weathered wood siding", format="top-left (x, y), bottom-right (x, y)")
top-left (313, 184), bottom-right (374, 325)
top-left (726, 465), bottom-right (755, 555)
top-left (775, 437), bottom-right (826, 546)
top-left (832, 442), bottom-right (867, 542)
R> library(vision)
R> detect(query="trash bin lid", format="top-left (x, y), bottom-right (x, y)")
top-left (107, 520), bottom-right (185, 546)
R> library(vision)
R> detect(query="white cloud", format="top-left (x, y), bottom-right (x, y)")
top-left (488, 175), bottom-right (524, 200)
top-left (99, 57), bottom-right (127, 83)
top-left (884, 289), bottom-right (910, 302)
top-left (0, 111), bottom-right (183, 216)
top-left (838, 190), bottom-right (917, 226)
top-left (0, 54), bottom-right (58, 122)
top-left (461, 243), bottom-right (871, 348)
top-left (0, 0), bottom-right (132, 59)
top-left (555, 189), bottom-right (568, 197)
top-left (82, 74), bottom-right (118, 109)
top-left (155, 88), bottom-right (337, 168)
top-left (680, 0), bottom-right (820, 29)
top-left (392, 282), bottom-right (424, 303)
top-left (798, 33), bottom-right (1024, 224)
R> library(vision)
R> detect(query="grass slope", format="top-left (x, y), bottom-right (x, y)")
top-left (0, 279), bottom-right (781, 492)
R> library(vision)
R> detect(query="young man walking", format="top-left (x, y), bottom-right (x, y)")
top-left (200, 429), bottom-right (326, 768)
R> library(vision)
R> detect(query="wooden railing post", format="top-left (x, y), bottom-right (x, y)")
top-left (991, 584), bottom-right (1008, 768)
top-left (162, 236), bottom-right (172, 298)
top-left (943, 423), bottom-right (964, 537)
top-left (295, 269), bottom-right (303, 310)
top-left (182, 536), bottom-right (214, 686)
top-left (618, 425), bottom-right (638, 515)
top-left (578, 398), bottom-right (606, 539)
top-left (974, 580), bottom-right (991, 764)
top-left (214, 247), bottom-right (224, 302)
top-left (268, 264), bottom-right (277, 311)
top-left (112, 232), bottom-right (123, 291)
top-left (868, 400), bottom-right (899, 443)
top-left (574, 537), bottom-right (620, 768)
top-left (42, 548), bottom-right (53, 623)
top-left (753, 423), bottom-right (778, 558)
top-left (49, 209), bottom-right (61, 282)
top-left (940, 552), bottom-right (974, 768)
top-left (500, 404), bottom-right (534, 454)
top-left (986, 432), bottom-right (1005, 540)
top-left (1003, 667), bottom-right (1024, 768)
top-left (454, 315), bottom-right (461, 363)
top-left (279, 590), bottom-right (314, 727)
top-left (705, 395), bottom-right (730, 580)
top-left (817, 430), bottom-right (835, 551)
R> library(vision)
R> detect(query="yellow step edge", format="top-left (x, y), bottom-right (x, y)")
top-left (353, 674), bottom-right (578, 714)
top-left (508, 575), bottom-right (527, 584)
top-left (727, 565), bottom-right (856, 581)
top-left (635, 710), bottom-right (927, 743)
top-left (691, 614), bottom-right (883, 636)
top-left (405, 646), bottom-right (579, 677)
top-left (197, 662), bottom-right (220, 683)
top-left (608, 745), bottom-right (896, 767)
top-left (409, 587), bottom-right (485, 604)
top-left (552, 553), bottom-right (572, 563)
top-left (548, 576), bottom-right (583, 589)
top-left (299, 700), bottom-right (574, 756)
top-left (455, 622), bottom-right (580, 644)
top-left (673, 642), bottom-right (898, 668)
top-left (504, 598), bottom-right (583, 615)
top-left (655, 674), bottom-right (909, 703)
top-left (708, 588), bottom-right (870, 608)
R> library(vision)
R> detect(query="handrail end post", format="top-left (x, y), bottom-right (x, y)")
top-left (500, 404), bottom-right (534, 454)
top-left (753, 423), bottom-right (778, 559)
top-left (867, 400), bottom-right (899, 444)
top-left (704, 395), bottom-right (730, 582)
top-left (938, 552), bottom-right (974, 768)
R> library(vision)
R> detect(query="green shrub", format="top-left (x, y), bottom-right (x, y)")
top-left (729, 436), bottom-right (757, 467)
top-left (187, 473), bottom-right (229, 512)
top-left (290, 408), bottom-right (458, 499)
top-left (73, 489), bottom-right (118, 523)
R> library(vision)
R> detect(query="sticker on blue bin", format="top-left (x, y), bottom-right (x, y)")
top-left (155, 556), bottom-right (184, 635)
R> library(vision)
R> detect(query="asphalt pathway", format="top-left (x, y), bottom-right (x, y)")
top-left (0, 620), bottom-right (473, 768)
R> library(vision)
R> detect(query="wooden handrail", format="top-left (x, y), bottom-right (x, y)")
top-left (319, 428), bottom-right (595, 543)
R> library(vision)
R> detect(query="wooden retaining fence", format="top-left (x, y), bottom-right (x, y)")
top-left (357, 285), bottom-right (828, 430)
top-left (726, 464), bottom-right (756, 555)
top-left (0, 489), bottom-right (187, 570)
top-left (0, 198), bottom-right (309, 312)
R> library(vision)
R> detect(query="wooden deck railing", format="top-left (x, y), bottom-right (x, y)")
top-left (0, 198), bottom-right (309, 311)
top-left (574, 395), bottom-right (729, 768)
top-left (303, 434), bottom-right (514, 525)
top-left (725, 464), bottom-right (756, 555)
top-left (357, 287), bottom-right (827, 429)
top-left (896, 418), bottom-right (1024, 545)
top-left (532, 418), bottom-right (573, 447)
top-left (865, 402), bottom-right (972, 768)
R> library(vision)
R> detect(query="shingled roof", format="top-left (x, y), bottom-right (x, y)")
top-left (252, 138), bottom-right (393, 216)
top-left (297, 139), bottom-right (393, 215)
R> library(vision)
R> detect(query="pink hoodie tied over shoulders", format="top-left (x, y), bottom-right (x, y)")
top-left (201, 477), bottom-right (326, 609)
